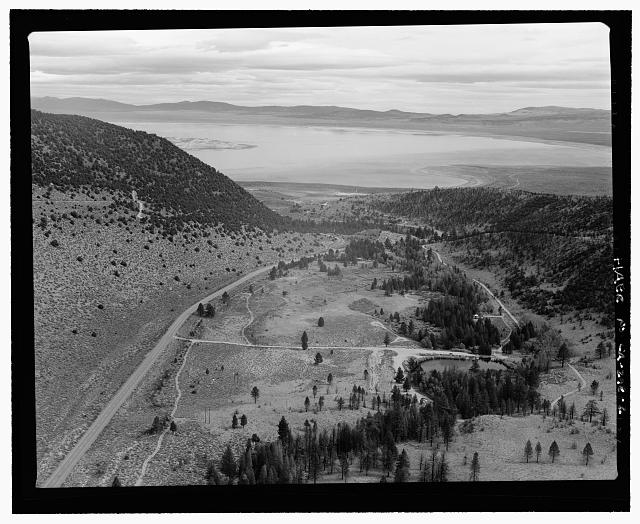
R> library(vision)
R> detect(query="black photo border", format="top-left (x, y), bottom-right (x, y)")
top-left (10, 9), bottom-right (631, 513)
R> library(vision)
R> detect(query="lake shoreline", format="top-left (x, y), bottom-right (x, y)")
top-left (108, 119), bottom-right (611, 193)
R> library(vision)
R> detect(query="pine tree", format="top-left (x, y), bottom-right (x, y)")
top-left (151, 415), bottom-right (164, 434)
top-left (111, 476), bottom-right (122, 487)
top-left (241, 414), bottom-right (247, 428)
top-left (278, 416), bottom-right (291, 447)
top-left (337, 397), bottom-right (344, 410)
top-left (582, 443), bottom-right (594, 465)
top-left (232, 413), bottom-right (238, 429)
top-left (318, 396), bottom-right (325, 411)
top-left (382, 437), bottom-right (398, 477)
top-left (394, 367), bottom-right (404, 383)
top-left (535, 441), bottom-right (542, 463)
top-left (557, 343), bottom-right (569, 367)
top-left (220, 445), bottom-right (237, 483)
top-left (304, 396), bottom-right (310, 412)
top-left (394, 449), bottom-right (410, 482)
top-left (170, 421), bottom-right (177, 432)
top-left (549, 441), bottom-right (560, 463)
top-left (314, 353), bottom-right (323, 365)
top-left (258, 464), bottom-right (268, 484)
top-left (524, 440), bottom-right (533, 463)
top-left (312, 385), bottom-right (318, 398)
top-left (601, 407), bottom-right (609, 426)
top-left (197, 303), bottom-right (205, 317)
top-left (205, 303), bottom-right (215, 318)
top-left (301, 331), bottom-right (309, 350)
top-left (340, 455), bottom-right (350, 482)
top-left (318, 317), bottom-right (325, 327)
top-left (583, 400), bottom-right (601, 422)
top-left (590, 380), bottom-right (600, 396)
top-left (596, 341), bottom-right (605, 359)
top-left (327, 373), bottom-right (333, 386)
top-left (470, 452), bottom-right (480, 481)
top-left (251, 386), bottom-right (260, 403)
top-left (438, 453), bottom-right (449, 482)
top-left (206, 460), bottom-right (222, 485)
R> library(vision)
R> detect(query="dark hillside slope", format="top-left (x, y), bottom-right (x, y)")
top-left (30, 110), bottom-right (348, 484)
top-left (375, 188), bottom-right (613, 321)
top-left (31, 110), bottom-right (286, 233)
top-left (378, 187), bottom-right (612, 237)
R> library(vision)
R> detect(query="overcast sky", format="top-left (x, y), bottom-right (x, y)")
top-left (29, 24), bottom-right (611, 114)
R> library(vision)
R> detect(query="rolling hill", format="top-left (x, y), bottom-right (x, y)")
top-left (367, 187), bottom-right (614, 321)
top-left (31, 110), bottom-right (287, 234)
top-left (30, 110), bottom-right (343, 483)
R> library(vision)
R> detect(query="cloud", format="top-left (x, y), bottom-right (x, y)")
top-left (196, 28), bottom-right (323, 53)
top-left (29, 24), bottom-right (612, 113)
top-left (409, 68), bottom-right (610, 85)
top-left (29, 32), bottom-right (139, 57)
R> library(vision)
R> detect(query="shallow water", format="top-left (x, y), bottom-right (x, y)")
top-left (420, 358), bottom-right (506, 374)
top-left (115, 121), bottom-right (611, 189)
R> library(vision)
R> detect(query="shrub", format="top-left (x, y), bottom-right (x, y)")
top-left (459, 419), bottom-right (475, 434)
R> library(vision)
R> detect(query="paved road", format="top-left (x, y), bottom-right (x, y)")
top-left (41, 243), bottom-right (345, 488)
top-left (41, 264), bottom-right (275, 488)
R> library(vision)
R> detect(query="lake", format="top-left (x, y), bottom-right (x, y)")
top-left (113, 121), bottom-right (612, 189)
top-left (420, 358), bottom-right (507, 374)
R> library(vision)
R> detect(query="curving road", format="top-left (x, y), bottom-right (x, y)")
top-left (472, 279), bottom-right (520, 328)
top-left (41, 264), bottom-right (276, 488)
top-left (430, 247), bottom-right (519, 329)
top-left (550, 361), bottom-right (586, 409)
top-left (134, 341), bottom-right (195, 486)
top-left (41, 244), bottom-right (344, 488)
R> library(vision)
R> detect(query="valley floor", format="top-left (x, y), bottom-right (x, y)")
top-left (56, 250), bottom-right (616, 486)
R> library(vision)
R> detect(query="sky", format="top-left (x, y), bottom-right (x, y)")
top-left (29, 24), bottom-right (611, 114)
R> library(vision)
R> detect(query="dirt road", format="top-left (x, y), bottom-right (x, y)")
top-left (41, 244), bottom-right (345, 488)
top-left (472, 279), bottom-right (520, 328)
top-left (550, 361), bottom-right (587, 409)
top-left (41, 265), bottom-right (275, 488)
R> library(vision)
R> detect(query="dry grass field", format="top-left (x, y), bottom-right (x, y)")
top-left (56, 261), bottom-right (426, 486)
top-left (39, 214), bottom-right (616, 486)
top-left (32, 185), bottom-right (342, 484)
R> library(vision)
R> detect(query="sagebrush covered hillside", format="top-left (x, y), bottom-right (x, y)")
top-left (31, 110), bottom-right (287, 234)
top-left (377, 187), bottom-right (612, 237)
top-left (374, 187), bottom-right (614, 321)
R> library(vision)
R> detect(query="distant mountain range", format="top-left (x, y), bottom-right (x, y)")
top-left (31, 96), bottom-right (612, 147)
top-left (31, 96), bottom-right (608, 120)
